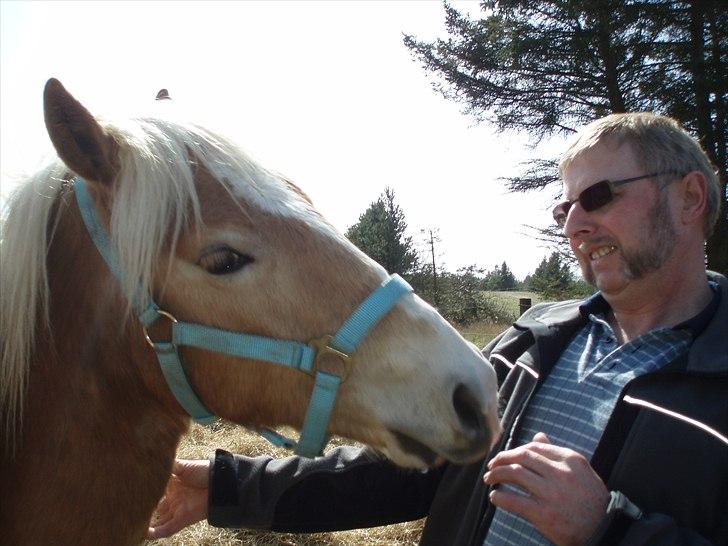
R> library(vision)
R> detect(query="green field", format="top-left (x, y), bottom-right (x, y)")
top-left (457, 290), bottom-right (542, 348)
top-left (486, 290), bottom-right (543, 314)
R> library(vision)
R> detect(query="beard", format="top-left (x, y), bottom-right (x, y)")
top-left (583, 191), bottom-right (677, 286)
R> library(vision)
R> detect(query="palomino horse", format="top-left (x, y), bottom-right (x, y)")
top-left (0, 79), bottom-right (500, 545)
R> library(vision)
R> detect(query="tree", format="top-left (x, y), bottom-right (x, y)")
top-left (404, 0), bottom-right (727, 274)
top-left (498, 261), bottom-right (518, 290)
top-left (437, 265), bottom-right (517, 325)
top-left (528, 252), bottom-right (576, 299)
top-left (345, 188), bottom-right (418, 276)
top-left (482, 266), bottom-right (502, 291)
top-left (483, 261), bottom-right (518, 290)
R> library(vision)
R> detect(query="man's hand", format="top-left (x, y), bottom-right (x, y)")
top-left (147, 459), bottom-right (210, 539)
top-left (483, 433), bottom-right (609, 546)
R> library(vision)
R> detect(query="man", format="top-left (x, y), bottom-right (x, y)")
top-left (149, 113), bottom-right (727, 545)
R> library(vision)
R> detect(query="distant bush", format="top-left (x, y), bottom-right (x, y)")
top-left (411, 265), bottom-right (518, 326)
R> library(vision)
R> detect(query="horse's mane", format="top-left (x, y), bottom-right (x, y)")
top-left (0, 114), bottom-right (313, 449)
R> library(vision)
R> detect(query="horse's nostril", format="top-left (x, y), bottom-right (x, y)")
top-left (452, 383), bottom-right (486, 440)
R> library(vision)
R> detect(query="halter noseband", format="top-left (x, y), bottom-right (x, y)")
top-left (74, 177), bottom-right (412, 457)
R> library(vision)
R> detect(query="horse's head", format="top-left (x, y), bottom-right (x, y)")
top-left (41, 78), bottom-right (501, 467)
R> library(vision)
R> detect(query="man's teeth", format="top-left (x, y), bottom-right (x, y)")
top-left (589, 245), bottom-right (617, 260)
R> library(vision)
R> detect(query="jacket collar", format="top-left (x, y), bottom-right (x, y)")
top-left (687, 271), bottom-right (727, 375)
top-left (492, 300), bottom-right (585, 380)
top-left (505, 271), bottom-right (727, 377)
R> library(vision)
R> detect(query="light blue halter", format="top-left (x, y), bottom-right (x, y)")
top-left (73, 177), bottom-right (413, 457)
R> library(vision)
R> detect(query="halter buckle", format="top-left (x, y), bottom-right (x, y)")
top-left (143, 309), bottom-right (178, 348)
top-left (308, 335), bottom-right (352, 381)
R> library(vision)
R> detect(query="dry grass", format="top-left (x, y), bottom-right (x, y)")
top-left (458, 321), bottom-right (510, 348)
top-left (146, 318), bottom-right (516, 546)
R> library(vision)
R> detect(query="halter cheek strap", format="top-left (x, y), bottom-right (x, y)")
top-left (74, 177), bottom-right (413, 457)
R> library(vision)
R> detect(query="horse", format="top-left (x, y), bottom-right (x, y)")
top-left (0, 78), bottom-right (501, 545)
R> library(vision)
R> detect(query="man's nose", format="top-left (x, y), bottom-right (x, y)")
top-left (562, 202), bottom-right (596, 239)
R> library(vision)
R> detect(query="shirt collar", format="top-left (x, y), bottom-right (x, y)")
top-left (578, 281), bottom-right (720, 339)
top-left (673, 281), bottom-right (721, 338)
top-left (578, 292), bottom-right (610, 320)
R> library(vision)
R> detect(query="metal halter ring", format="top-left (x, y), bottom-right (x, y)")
top-left (143, 309), bottom-right (178, 348)
top-left (308, 335), bottom-right (353, 381)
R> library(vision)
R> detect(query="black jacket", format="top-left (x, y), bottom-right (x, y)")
top-left (209, 273), bottom-right (727, 545)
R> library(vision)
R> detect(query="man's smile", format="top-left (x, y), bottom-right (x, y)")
top-left (578, 242), bottom-right (619, 261)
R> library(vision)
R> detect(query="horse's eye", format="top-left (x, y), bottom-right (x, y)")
top-left (198, 247), bottom-right (254, 275)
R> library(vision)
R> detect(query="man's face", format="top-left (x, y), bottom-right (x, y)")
top-left (561, 141), bottom-right (677, 298)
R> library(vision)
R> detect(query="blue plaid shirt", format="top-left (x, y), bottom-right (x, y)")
top-left (484, 294), bottom-right (693, 546)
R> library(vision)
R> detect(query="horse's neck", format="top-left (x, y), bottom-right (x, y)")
top-left (2, 319), bottom-right (189, 545)
top-left (0, 204), bottom-right (189, 544)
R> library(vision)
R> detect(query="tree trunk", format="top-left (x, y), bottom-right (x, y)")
top-left (701, 0), bottom-right (727, 275)
top-left (706, 217), bottom-right (728, 275)
top-left (595, 0), bottom-right (627, 112)
top-left (689, 1), bottom-right (714, 159)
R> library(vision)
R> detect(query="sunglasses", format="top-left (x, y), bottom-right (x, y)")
top-left (552, 172), bottom-right (677, 226)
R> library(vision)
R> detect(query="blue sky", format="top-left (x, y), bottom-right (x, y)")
top-left (0, 0), bottom-right (561, 279)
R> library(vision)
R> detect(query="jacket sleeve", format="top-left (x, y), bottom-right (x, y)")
top-left (207, 446), bottom-right (444, 533)
top-left (584, 491), bottom-right (720, 546)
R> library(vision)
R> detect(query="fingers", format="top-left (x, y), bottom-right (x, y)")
top-left (172, 459), bottom-right (187, 475)
top-left (483, 434), bottom-right (593, 506)
top-left (173, 459), bottom-right (211, 488)
top-left (147, 517), bottom-right (184, 540)
top-left (483, 433), bottom-right (610, 546)
top-left (147, 505), bottom-right (175, 539)
top-left (146, 459), bottom-right (210, 540)
top-left (487, 442), bottom-right (556, 478)
top-left (173, 459), bottom-right (198, 477)
top-left (154, 498), bottom-right (171, 519)
top-left (486, 435), bottom-right (595, 493)
top-left (489, 433), bottom-right (573, 472)
top-left (488, 486), bottom-right (539, 521)
top-left (483, 458), bottom-right (546, 494)
top-left (526, 440), bottom-right (595, 476)
top-left (147, 497), bottom-right (205, 539)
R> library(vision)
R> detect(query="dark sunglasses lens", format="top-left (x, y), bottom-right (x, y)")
top-left (580, 180), bottom-right (613, 212)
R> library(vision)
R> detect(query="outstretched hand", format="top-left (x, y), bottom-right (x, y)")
top-left (483, 432), bottom-right (609, 546)
top-left (147, 459), bottom-right (211, 539)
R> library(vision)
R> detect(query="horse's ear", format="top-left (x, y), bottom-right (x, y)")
top-left (44, 78), bottom-right (119, 185)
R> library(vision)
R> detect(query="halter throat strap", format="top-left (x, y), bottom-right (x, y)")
top-left (73, 177), bottom-right (412, 457)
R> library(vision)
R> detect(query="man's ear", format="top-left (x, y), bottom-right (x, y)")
top-left (677, 171), bottom-right (708, 228)
top-left (44, 78), bottom-right (119, 185)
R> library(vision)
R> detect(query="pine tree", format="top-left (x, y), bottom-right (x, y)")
top-left (405, 0), bottom-right (727, 273)
top-left (529, 253), bottom-right (574, 299)
top-left (499, 261), bottom-right (517, 290)
top-left (483, 261), bottom-right (518, 290)
top-left (345, 188), bottom-right (418, 276)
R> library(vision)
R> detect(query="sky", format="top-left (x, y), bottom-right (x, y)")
top-left (0, 0), bottom-right (565, 280)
